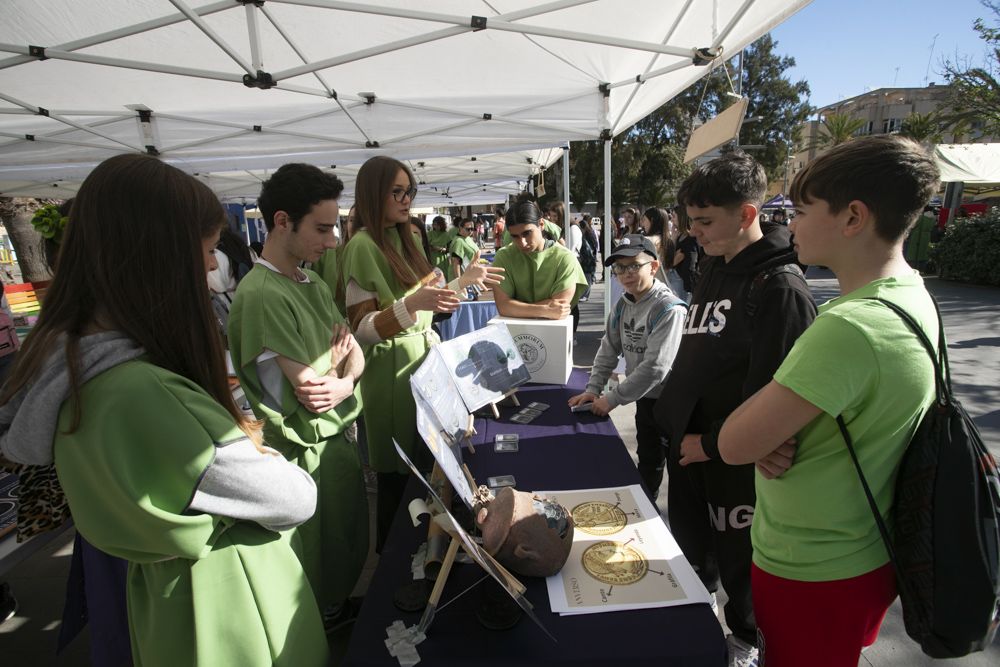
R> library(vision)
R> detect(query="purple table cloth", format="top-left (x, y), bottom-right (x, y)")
top-left (343, 369), bottom-right (726, 666)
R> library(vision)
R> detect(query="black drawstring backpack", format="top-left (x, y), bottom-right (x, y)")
top-left (836, 296), bottom-right (1000, 658)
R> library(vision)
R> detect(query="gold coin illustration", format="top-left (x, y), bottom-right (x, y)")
top-left (571, 501), bottom-right (628, 535)
top-left (581, 541), bottom-right (648, 585)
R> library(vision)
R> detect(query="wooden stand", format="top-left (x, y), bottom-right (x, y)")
top-left (487, 388), bottom-right (521, 420)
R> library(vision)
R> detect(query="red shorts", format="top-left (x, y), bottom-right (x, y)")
top-left (751, 562), bottom-right (897, 667)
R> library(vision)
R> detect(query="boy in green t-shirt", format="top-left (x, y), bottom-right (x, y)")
top-left (491, 198), bottom-right (587, 320)
top-left (718, 136), bottom-right (941, 667)
top-left (229, 163), bottom-right (368, 627)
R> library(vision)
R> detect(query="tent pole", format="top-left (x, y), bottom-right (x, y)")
top-left (603, 137), bottom-right (612, 322)
top-left (562, 147), bottom-right (571, 229)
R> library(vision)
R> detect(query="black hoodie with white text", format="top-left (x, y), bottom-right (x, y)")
top-left (654, 222), bottom-right (817, 460)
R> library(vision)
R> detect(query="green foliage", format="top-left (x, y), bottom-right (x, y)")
top-left (543, 33), bottom-right (810, 211)
top-left (29, 204), bottom-right (67, 243)
top-left (898, 111), bottom-right (944, 144)
top-left (933, 207), bottom-right (1000, 286)
top-left (809, 112), bottom-right (866, 150)
top-left (941, 1), bottom-right (1000, 137)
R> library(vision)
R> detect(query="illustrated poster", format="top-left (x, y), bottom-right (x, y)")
top-left (434, 323), bottom-right (530, 413)
top-left (539, 485), bottom-right (712, 615)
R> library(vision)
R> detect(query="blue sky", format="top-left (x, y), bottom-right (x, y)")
top-left (770, 0), bottom-right (993, 109)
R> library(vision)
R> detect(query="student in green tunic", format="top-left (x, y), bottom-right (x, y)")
top-left (311, 203), bottom-right (356, 315)
top-left (0, 154), bottom-right (326, 666)
top-left (427, 215), bottom-right (452, 275)
top-left (341, 156), bottom-right (505, 549)
top-left (448, 218), bottom-right (480, 281)
top-left (492, 196), bottom-right (588, 320)
top-left (228, 164), bottom-right (368, 620)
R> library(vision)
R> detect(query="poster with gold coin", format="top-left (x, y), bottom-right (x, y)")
top-left (538, 484), bottom-right (712, 615)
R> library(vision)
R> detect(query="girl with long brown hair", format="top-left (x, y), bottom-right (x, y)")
top-left (0, 154), bottom-right (326, 666)
top-left (341, 156), bottom-right (503, 547)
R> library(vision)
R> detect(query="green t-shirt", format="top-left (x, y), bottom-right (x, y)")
top-left (491, 240), bottom-right (588, 306)
top-left (228, 264), bottom-right (367, 607)
top-left (340, 228), bottom-right (434, 473)
top-left (501, 220), bottom-right (563, 246)
top-left (427, 229), bottom-right (453, 275)
top-left (753, 272), bottom-right (938, 581)
top-left (54, 361), bottom-right (327, 667)
top-left (229, 264), bottom-right (360, 448)
top-left (448, 234), bottom-right (479, 281)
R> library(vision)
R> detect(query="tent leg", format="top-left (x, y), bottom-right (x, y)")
top-left (562, 147), bottom-right (571, 228)
top-left (603, 138), bottom-right (612, 322)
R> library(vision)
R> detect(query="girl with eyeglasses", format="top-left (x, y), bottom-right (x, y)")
top-left (0, 154), bottom-right (326, 665)
top-left (340, 156), bottom-right (503, 548)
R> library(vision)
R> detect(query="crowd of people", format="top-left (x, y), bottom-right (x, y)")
top-left (0, 134), bottom-right (943, 667)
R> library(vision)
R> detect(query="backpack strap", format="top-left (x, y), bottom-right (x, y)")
top-left (835, 293), bottom-right (947, 597)
top-left (744, 263), bottom-right (805, 319)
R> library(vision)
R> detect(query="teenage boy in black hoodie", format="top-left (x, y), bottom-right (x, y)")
top-left (655, 151), bottom-right (816, 666)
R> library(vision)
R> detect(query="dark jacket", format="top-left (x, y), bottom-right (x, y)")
top-left (654, 223), bottom-right (817, 460)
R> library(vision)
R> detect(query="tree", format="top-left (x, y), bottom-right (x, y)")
top-left (941, 1), bottom-right (1000, 137)
top-left (0, 198), bottom-right (55, 283)
top-left (898, 111), bottom-right (944, 144)
top-left (809, 112), bottom-right (866, 149)
top-left (543, 34), bottom-right (810, 210)
top-left (734, 34), bottom-right (812, 178)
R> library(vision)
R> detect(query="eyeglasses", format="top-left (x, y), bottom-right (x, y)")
top-left (462, 226), bottom-right (474, 231)
top-left (610, 261), bottom-right (653, 276)
top-left (391, 186), bottom-right (418, 203)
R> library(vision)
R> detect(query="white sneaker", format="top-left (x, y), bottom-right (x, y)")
top-left (726, 634), bottom-right (759, 667)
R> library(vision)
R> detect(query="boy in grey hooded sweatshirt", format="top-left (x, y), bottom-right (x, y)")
top-left (568, 234), bottom-right (687, 500)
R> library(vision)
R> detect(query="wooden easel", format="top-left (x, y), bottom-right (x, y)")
top-left (487, 387), bottom-right (521, 420)
top-left (416, 464), bottom-right (526, 634)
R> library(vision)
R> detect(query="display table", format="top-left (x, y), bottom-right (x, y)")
top-left (437, 300), bottom-right (499, 341)
top-left (343, 369), bottom-right (726, 666)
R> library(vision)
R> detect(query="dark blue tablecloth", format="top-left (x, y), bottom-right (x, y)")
top-left (437, 300), bottom-right (498, 341)
top-left (343, 369), bottom-right (726, 666)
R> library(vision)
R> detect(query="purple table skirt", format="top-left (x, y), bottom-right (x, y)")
top-left (343, 369), bottom-right (726, 666)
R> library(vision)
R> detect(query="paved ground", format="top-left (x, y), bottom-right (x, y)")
top-left (1, 265), bottom-right (998, 665)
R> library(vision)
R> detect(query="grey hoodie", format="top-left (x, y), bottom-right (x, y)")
top-left (585, 279), bottom-right (687, 407)
top-left (0, 331), bottom-right (315, 533)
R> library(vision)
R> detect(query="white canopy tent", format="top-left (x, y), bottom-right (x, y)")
top-left (0, 0), bottom-right (810, 196)
top-left (934, 143), bottom-right (1000, 185)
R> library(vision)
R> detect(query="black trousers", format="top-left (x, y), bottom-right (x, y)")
top-left (666, 452), bottom-right (757, 646)
top-left (634, 397), bottom-right (665, 501)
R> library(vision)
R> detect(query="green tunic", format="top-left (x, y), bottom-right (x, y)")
top-left (491, 240), bottom-right (588, 306)
top-left (427, 229), bottom-right (453, 275)
top-left (447, 234), bottom-right (479, 281)
top-left (228, 264), bottom-right (368, 609)
top-left (501, 220), bottom-right (563, 246)
top-left (54, 361), bottom-right (327, 667)
top-left (311, 246), bottom-right (347, 315)
top-left (341, 228), bottom-right (434, 475)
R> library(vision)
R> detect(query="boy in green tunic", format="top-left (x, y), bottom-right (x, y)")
top-left (492, 198), bottom-right (587, 320)
top-left (448, 218), bottom-right (480, 281)
top-left (427, 215), bottom-right (452, 275)
top-left (228, 163), bottom-right (369, 619)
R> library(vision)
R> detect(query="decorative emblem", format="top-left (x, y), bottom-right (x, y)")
top-left (581, 541), bottom-right (648, 585)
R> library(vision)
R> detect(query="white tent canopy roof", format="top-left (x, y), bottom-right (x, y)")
top-left (0, 0), bottom-right (810, 198)
top-left (934, 143), bottom-right (1000, 184)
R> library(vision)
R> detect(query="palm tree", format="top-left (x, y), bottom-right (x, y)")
top-left (809, 113), bottom-right (866, 150)
top-left (898, 112), bottom-right (944, 145)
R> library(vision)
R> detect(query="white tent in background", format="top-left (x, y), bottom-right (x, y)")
top-left (934, 144), bottom-right (1000, 185)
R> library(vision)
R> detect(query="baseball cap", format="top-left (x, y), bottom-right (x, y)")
top-left (604, 234), bottom-right (658, 266)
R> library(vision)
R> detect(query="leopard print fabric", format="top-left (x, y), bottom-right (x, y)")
top-left (7, 461), bottom-right (70, 542)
